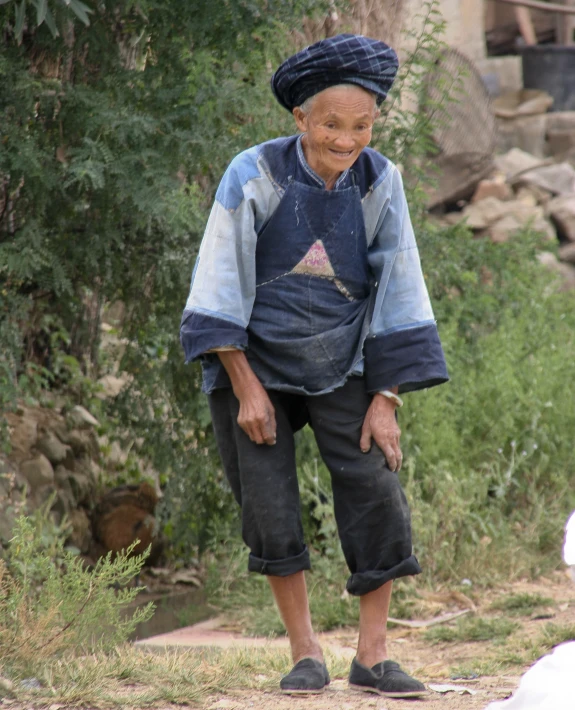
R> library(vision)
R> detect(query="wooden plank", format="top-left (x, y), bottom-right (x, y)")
top-left (490, 0), bottom-right (575, 15)
top-left (558, 0), bottom-right (575, 45)
top-left (515, 6), bottom-right (537, 44)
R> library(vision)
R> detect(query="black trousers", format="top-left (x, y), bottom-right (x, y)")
top-left (208, 377), bottom-right (421, 596)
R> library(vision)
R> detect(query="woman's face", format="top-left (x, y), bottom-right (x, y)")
top-left (293, 85), bottom-right (378, 187)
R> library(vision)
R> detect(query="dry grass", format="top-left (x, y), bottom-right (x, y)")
top-left (3, 646), bottom-right (350, 708)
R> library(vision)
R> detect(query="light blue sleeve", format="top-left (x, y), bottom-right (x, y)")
top-left (180, 148), bottom-right (280, 362)
top-left (367, 165), bottom-right (435, 336)
top-left (363, 165), bottom-right (448, 393)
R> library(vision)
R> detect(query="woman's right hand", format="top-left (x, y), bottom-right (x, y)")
top-left (216, 350), bottom-right (277, 445)
top-left (236, 382), bottom-right (277, 445)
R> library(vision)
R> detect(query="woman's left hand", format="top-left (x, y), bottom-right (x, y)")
top-left (360, 394), bottom-right (402, 471)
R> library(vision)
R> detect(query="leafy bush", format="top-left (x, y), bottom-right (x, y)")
top-left (0, 514), bottom-right (153, 677)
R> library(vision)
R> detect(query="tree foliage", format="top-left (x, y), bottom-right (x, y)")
top-left (0, 1), bottom-right (320, 401)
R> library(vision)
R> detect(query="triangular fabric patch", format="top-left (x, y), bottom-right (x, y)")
top-left (291, 239), bottom-right (335, 278)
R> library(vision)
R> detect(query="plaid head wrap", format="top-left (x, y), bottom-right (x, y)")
top-left (271, 34), bottom-right (398, 112)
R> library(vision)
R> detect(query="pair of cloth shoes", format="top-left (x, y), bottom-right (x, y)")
top-left (280, 656), bottom-right (427, 697)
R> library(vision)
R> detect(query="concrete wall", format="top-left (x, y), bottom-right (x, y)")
top-left (400, 0), bottom-right (486, 61)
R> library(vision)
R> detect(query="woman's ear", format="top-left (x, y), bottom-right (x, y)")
top-left (292, 106), bottom-right (308, 133)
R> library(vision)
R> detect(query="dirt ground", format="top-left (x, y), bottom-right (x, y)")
top-left (202, 572), bottom-right (575, 710)
top-left (2, 573), bottom-right (573, 709)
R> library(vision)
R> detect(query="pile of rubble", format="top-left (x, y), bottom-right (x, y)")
top-left (0, 401), bottom-right (164, 565)
top-left (440, 147), bottom-right (575, 291)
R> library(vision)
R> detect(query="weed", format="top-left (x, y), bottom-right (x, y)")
top-left (490, 593), bottom-right (555, 616)
top-left (424, 616), bottom-right (519, 644)
top-left (537, 622), bottom-right (575, 650)
top-left (0, 515), bottom-right (154, 677)
top-left (1, 646), bottom-right (351, 706)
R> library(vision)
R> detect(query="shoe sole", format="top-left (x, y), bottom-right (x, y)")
top-left (349, 683), bottom-right (429, 698)
top-left (280, 687), bottom-right (326, 695)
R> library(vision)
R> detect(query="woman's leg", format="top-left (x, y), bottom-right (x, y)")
top-left (356, 580), bottom-right (393, 666)
top-left (209, 389), bottom-right (322, 664)
top-left (306, 378), bottom-right (420, 664)
top-left (268, 571), bottom-right (323, 663)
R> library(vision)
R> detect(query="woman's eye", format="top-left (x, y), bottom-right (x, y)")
top-left (325, 123), bottom-right (336, 129)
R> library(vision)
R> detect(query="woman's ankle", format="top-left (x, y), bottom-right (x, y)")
top-left (291, 640), bottom-right (324, 665)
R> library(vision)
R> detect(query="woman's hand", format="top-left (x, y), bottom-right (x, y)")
top-left (216, 350), bottom-right (277, 445)
top-left (235, 381), bottom-right (277, 445)
top-left (360, 393), bottom-right (402, 471)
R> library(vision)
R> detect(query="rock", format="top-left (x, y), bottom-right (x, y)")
top-left (489, 215), bottom-right (523, 243)
top-left (0, 506), bottom-right (17, 545)
top-left (537, 252), bottom-right (575, 291)
top-left (493, 89), bottom-right (553, 119)
top-left (461, 197), bottom-right (507, 229)
top-left (60, 428), bottom-right (99, 458)
top-left (547, 129), bottom-right (575, 158)
top-left (545, 111), bottom-right (575, 134)
top-left (494, 148), bottom-right (541, 181)
top-left (66, 405), bottom-right (99, 430)
top-left (75, 453), bottom-right (101, 480)
top-left (7, 413), bottom-right (38, 460)
top-left (471, 178), bottom-right (513, 203)
top-left (51, 487), bottom-right (76, 522)
top-left (107, 440), bottom-right (128, 468)
top-left (496, 114), bottom-right (547, 158)
top-left (96, 374), bottom-right (131, 399)
top-left (558, 242), bottom-right (575, 263)
top-left (171, 569), bottom-right (202, 587)
top-left (71, 472), bottom-right (95, 504)
top-left (20, 454), bottom-right (54, 490)
top-left (426, 152), bottom-right (493, 209)
top-left (519, 162), bottom-right (575, 195)
top-left (460, 198), bottom-right (550, 238)
top-left (489, 214), bottom-right (555, 244)
top-left (515, 185), bottom-right (552, 207)
top-left (56, 465), bottom-right (95, 505)
top-left (531, 217), bottom-right (557, 242)
top-left (36, 431), bottom-right (71, 465)
top-left (68, 509), bottom-right (92, 554)
top-left (548, 196), bottom-right (575, 242)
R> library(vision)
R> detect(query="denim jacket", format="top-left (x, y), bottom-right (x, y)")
top-left (180, 135), bottom-right (448, 395)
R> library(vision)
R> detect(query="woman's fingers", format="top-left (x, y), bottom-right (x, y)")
top-left (360, 419), bottom-right (373, 453)
top-left (238, 400), bottom-right (277, 446)
top-left (382, 443), bottom-right (398, 472)
top-left (260, 405), bottom-right (277, 445)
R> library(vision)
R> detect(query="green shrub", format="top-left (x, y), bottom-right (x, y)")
top-left (0, 514), bottom-right (153, 677)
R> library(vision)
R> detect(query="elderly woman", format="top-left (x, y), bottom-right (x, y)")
top-left (180, 34), bottom-right (448, 697)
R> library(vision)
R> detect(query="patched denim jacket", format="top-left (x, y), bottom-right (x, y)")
top-left (180, 135), bottom-right (448, 396)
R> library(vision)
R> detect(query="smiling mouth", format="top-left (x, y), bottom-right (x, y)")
top-left (329, 149), bottom-right (354, 158)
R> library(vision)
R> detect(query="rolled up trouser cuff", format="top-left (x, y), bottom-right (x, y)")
top-left (346, 554), bottom-right (422, 596)
top-left (248, 546), bottom-right (311, 576)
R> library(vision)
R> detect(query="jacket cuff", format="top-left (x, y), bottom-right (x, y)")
top-left (364, 323), bottom-right (449, 394)
top-left (180, 310), bottom-right (248, 363)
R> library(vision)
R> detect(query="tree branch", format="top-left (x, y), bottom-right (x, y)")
top-left (490, 0), bottom-right (575, 16)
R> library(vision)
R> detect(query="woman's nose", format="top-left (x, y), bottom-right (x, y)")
top-left (333, 132), bottom-right (355, 150)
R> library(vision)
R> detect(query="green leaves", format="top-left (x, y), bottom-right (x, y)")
top-left (14, 0), bottom-right (25, 41)
top-left (66, 0), bottom-right (92, 25)
top-left (5, 0), bottom-right (93, 42)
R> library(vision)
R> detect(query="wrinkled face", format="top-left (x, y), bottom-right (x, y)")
top-left (293, 84), bottom-right (378, 186)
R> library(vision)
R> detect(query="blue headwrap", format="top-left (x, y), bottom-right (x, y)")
top-left (271, 34), bottom-right (399, 112)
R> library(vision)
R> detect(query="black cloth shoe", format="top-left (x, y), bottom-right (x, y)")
top-left (280, 657), bottom-right (330, 695)
top-left (349, 658), bottom-right (427, 698)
